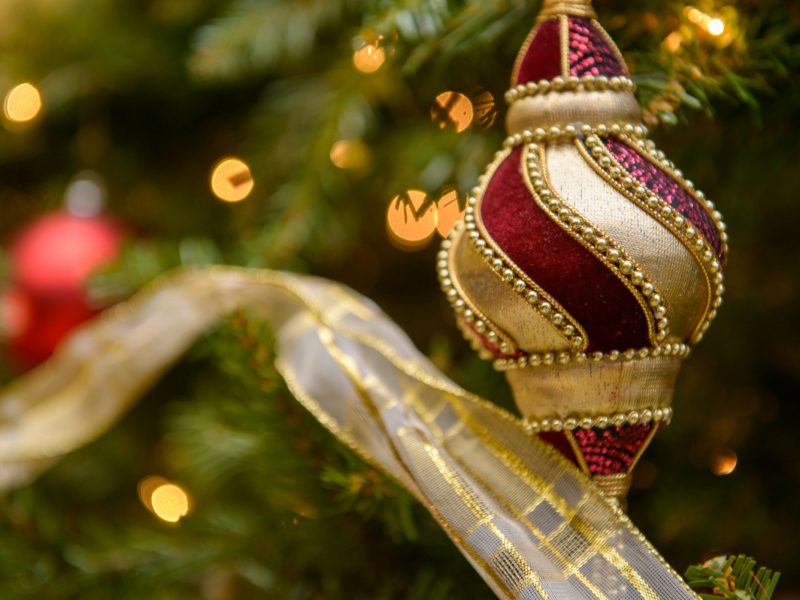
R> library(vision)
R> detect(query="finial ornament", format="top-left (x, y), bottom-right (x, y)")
top-left (440, 0), bottom-right (727, 505)
top-left (537, 0), bottom-right (597, 21)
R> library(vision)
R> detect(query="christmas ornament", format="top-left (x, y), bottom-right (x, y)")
top-left (6, 211), bottom-right (123, 366)
top-left (439, 0), bottom-right (726, 504)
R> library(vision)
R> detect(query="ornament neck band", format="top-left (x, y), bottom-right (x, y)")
top-left (537, 0), bottom-right (597, 21)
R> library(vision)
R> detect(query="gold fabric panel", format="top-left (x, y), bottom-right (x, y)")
top-left (506, 91), bottom-right (640, 135)
top-left (450, 230), bottom-right (572, 354)
top-left (506, 356), bottom-right (682, 421)
top-left (545, 141), bottom-right (708, 342)
top-left (0, 267), bottom-right (697, 599)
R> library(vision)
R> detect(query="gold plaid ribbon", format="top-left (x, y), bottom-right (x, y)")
top-left (0, 267), bottom-right (697, 599)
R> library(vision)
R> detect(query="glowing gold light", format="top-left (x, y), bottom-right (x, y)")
top-left (353, 43), bottom-right (385, 74)
top-left (210, 157), bottom-right (254, 203)
top-left (707, 18), bottom-right (725, 36)
top-left (431, 92), bottom-right (474, 133)
top-left (685, 7), bottom-right (703, 24)
top-left (3, 82), bottom-right (43, 124)
top-left (711, 449), bottom-right (737, 476)
top-left (663, 30), bottom-right (683, 53)
top-left (436, 190), bottom-right (465, 238)
top-left (138, 476), bottom-right (191, 523)
top-left (329, 139), bottom-right (369, 171)
top-left (472, 90), bottom-right (497, 130)
top-left (386, 189), bottom-right (437, 249)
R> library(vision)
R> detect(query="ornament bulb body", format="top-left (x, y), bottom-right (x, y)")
top-left (439, 0), bottom-right (727, 503)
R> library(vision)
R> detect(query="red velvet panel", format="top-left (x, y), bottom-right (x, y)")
top-left (602, 137), bottom-right (724, 258)
top-left (568, 17), bottom-right (627, 77)
top-left (480, 148), bottom-right (650, 352)
top-left (538, 431), bottom-right (579, 466)
top-left (514, 20), bottom-right (562, 85)
top-left (572, 423), bottom-right (654, 475)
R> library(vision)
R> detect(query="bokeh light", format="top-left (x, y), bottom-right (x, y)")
top-left (65, 171), bottom-right (106, 218)
top-left (436, 189), bottom-right (465, 238)
top-left (472, 90), bottom-right (497, 130)
top-left (210, 157), bottom-right (254, 203)
top-left (685, 7), bottom-right (726, 37)
top-left (386, 190), bottom-right (437, 249)
top-left (707, 18), bottom-right (725, 36)
top-left (431, 92), bottom-right (474, 133)
top-left (138, 476), bottom-right (191, 523)
top-left (329, 139), bottom-right (369, 171)
top-left (711, 449), bottom-right (737, 476)
top-left (3, 82), bottom-right (42, 124)
top-left (353, 43), bottom-right (385, 74)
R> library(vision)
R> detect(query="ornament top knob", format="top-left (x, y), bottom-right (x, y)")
top-left (537, 0), bottom-right (596, 21)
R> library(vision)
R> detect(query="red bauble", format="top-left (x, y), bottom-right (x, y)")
top-left (5, 212), bottom-right (123, 367)
top-left (11, 212), bottom-right (122, 296)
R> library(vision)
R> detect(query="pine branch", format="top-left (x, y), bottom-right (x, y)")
top-left (685, 555), bottom-right (781, 600)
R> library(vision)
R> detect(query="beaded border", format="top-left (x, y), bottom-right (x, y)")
top-left (493, 342), bottom-right (690, 370)
top-left (578, 135), bottom-right (724, 342)
top-left (522, 406), bottom-right (673, 433)
top-left (437, 234), bottom-right (519, 357)
top-left (523, 141), bottom-right (671, 345)
top-left (502, 122), bottom-right (647, 150)
top-left (505, 76), bottom-right (636, 105)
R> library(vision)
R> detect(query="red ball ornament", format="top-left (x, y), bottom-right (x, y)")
top-left (5, 211), bottom-right (123, 367)
top-left (11, 212), bottom-right (122, 296)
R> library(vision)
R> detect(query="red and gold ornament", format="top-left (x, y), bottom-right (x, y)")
top-left (439, 0), bottom-right (727, 504)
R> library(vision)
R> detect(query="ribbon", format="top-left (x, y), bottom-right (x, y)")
top-left (0, 267), bottom-right (697, 599)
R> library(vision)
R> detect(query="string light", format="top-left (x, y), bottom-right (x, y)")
top-left (436, 190), bottom-right (465, 238)
top-left (707, 18), bottom-right (725, 36)
top-left (711, 449), bottom-right (737, 476)
top-left (3, 82), bottom-right (43, 124)
top-left (386, 189), bottom-right (437, 250)
top-left (431, 92), bottom-right (474, 133)
top-left (685, 7), bottom-right (726, 37)
top-left (138, 476), bottom-right (191, 523)
top-left (353, 43), bottom-right (385, 74)
top-left (210, 157), bottom-right (254, 203)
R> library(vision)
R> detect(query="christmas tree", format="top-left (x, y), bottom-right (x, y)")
top-left (0, 0), bottom-right (797, 598)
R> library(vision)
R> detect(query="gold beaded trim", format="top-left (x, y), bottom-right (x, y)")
top-left (505, 75), bottom-right (635, 104)
top-left (522, 406), bottom-right (673, 433)
top-left (523, 142), bottom-right (670, 346)
top-left (502, 122), bottom-right (647, 150)
top-left (493, 342), bottom-right (690, 370)
top-left (578, 135), bottom-right (724, 343)
top-left (619, 134), bottom-right (729, 257)
top-left (436, 234), bottom-right (519, 357)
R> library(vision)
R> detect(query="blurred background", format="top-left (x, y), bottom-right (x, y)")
top-left (0, 0), bottom-right (797, 598)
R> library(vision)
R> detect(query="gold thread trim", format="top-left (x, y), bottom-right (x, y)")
top-left (510, 23), bottom-right (541, 87)
top-left (559, 15), bottom-right (570, 77)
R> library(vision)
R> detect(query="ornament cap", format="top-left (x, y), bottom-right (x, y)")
top-left (537, 0), bottom-right (597, 21)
